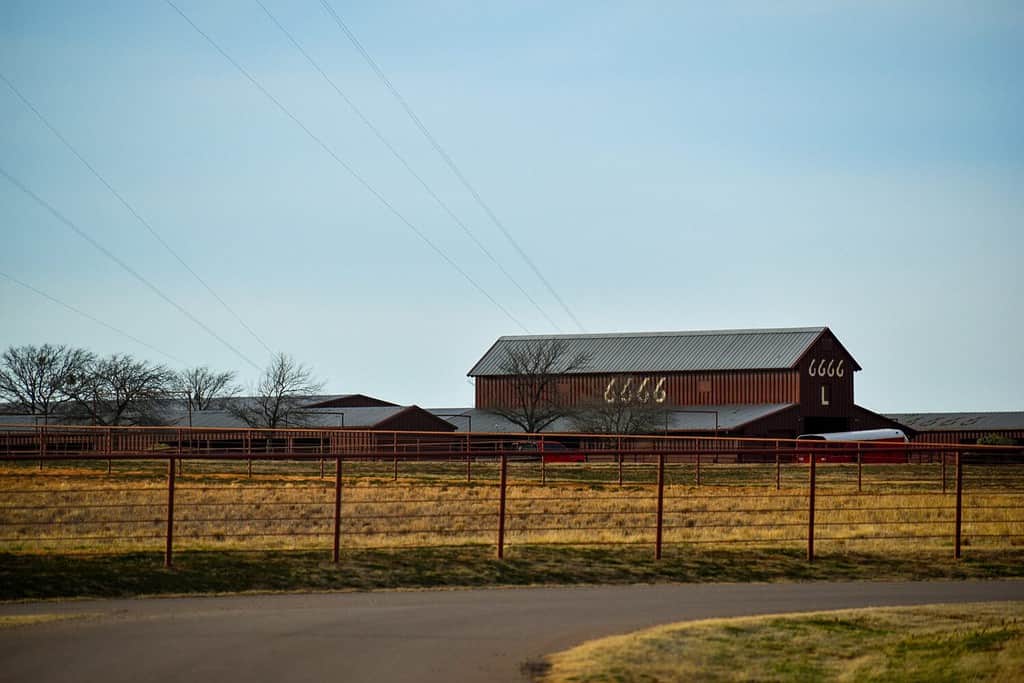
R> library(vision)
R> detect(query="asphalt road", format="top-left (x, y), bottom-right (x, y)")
top-left (2, 581), bottom-right (1022, 683)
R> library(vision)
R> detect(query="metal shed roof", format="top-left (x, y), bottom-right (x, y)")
top-left (429, 403), bottom-right (794, 433)
top-left (468, 327), bottom-right (830, 376)
top-left (885, 412), bottom-right (1024, 432)
top-left (174, 406), bottom-right (425, 429)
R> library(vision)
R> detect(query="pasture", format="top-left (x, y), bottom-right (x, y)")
top-left (2, 456), bottom-right (1021, 555)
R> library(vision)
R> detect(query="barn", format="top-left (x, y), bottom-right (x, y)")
top-left (884, 412), bottom-right (1024, 446)
top-left (465, 326), bottom-right (906, 438)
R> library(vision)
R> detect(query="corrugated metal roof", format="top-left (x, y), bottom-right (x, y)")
top-left (665, 403), bottom-right (795, 431)
top-left (427, 408), bottom-right (567, 433)
top-left (885, 412), bottom-right (1024, 432)
top-left (428, 403), bottom-right (795, 433)
top-left (179, 406), bottom-right (409, 429)
top-left (468, 327), bottom-right (827, 376)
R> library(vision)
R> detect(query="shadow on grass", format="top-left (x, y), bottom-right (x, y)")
top-left (2, 546), bottom-right (1023, 601)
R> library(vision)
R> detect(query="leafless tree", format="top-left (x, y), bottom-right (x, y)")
top-left (65, 354), bottom-right (176, 425)
top-left (490, 339), bottom-right (591, 433)
top-left (227, 352), bottom-right (324, 428)
top-left (177, 367), bottom-right (239, 418)
top-left (0, 345), bottom-right (94, 423)
top-left (571, 392), bottom-right (672, 434)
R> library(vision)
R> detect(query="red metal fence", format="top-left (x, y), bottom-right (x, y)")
top-left (1, 426), bottom-right (1022, 567)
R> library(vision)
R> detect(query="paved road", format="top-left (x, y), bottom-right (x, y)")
top-left (2, 581), bottom-right (1022, 682)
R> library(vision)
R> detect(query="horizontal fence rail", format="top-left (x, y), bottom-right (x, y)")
top-left (1, 426), bottom-right (1022, 566)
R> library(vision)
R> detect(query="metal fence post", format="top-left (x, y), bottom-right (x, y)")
top-left (941, 452), bottom-right (947, 494)
top-left (497, 454), bottom-right (508, 559)
top-left (856, 444), bottom-right (862, 493)
top-left (656, 453), bottom-right (665, 560)
top-left (617, 437), bottom-right (623, 486)
top-left (954, 451), bottom-right (963, 560)
top-left (807, 456), bottom-right (816, 562)
top-left (165, 456), bottom-right (176, 568)
top-left (333, 456), bottom-right (343, 563)
top-left (695, 452), bottom-right (701, 487)
top-left (775, 441), bottom-right (781, 491)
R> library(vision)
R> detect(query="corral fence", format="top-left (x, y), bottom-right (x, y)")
top-left (1, 425), bottom-right (1022, 567)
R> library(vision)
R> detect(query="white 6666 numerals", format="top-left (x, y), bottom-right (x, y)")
top-left (807, 358), bottom-right (844, 378)
top-left (604, 377), bottom-right (667, 404)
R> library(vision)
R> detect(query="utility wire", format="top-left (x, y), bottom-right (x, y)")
top-left (163, 0), bottom-right (528, 332)
top-left (0, 166), bottom-right (262, 370)
top-left (0, 71), bottom-right (275, 357)
top-left (319, 0), bottom-right (586, 333)
top-left (0, 270), bottom-right (185, 364)
top-left (254, 0), bottom-right (562, 332)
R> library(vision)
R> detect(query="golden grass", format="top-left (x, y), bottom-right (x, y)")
top-left (0, 613), bottom-right (91, 629)
top-left (541, 602), bottom-right (1024, 682)
top-left (1, 461), bottom-right (1022, 554)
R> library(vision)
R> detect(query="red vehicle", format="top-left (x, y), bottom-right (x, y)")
top-left (796, 429), bottom-right (909, 463)
top-left (513, 440), bottom-right (586, 463)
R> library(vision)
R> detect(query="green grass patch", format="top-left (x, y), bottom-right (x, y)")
top-left (3, 547), bottom-right (1024, 601)
top-left (541, 602), bottom-right (1024, 682)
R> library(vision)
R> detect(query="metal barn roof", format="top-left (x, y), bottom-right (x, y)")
top-left (169, 406), bottom-right (405, 429)
top-left (468, 327), bottom-right (831, 376)
top-left (885, 412), bottom-right (1024, 432)
top-left (429, 403), bottom-right (794, 433)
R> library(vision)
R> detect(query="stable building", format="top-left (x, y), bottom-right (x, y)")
top-left (884, 412), bottom-right (1024, 446)
top-left (467, 326), bottom-right (905, 438)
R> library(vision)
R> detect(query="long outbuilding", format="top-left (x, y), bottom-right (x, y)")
top-left (885, 412), bottom-right (1024, 445)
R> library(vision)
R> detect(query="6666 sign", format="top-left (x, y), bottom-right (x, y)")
top-left (807, 358), bottom-right (845, 378)
top-left (604, 376), bottom-right (667, 404)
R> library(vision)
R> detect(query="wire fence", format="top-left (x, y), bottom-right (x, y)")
top-left (1, 426), bottom-right (1022, 564)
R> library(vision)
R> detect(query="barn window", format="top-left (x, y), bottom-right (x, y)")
top-left (821, 384), bottom-right (831, 406)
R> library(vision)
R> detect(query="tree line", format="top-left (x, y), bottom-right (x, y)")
top-left (0, 345), bottom-right (323, 428)
top-left (2, 339), bottom-right (676, 434)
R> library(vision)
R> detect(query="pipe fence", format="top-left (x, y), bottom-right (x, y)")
top-left (1, 426), bottom-right (1022, 566)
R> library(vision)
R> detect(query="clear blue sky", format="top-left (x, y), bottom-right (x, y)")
top-left (2, 1), bottom-right (1021, 412)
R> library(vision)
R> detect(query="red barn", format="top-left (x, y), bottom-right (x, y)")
top-left (468, 326), bottom-right (905, 438)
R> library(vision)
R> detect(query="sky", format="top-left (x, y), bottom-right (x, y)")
top-left (1, 1), bottom-right (1021, 412)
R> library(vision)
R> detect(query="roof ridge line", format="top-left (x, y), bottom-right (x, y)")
top-left (495, 326), bottom-right (826, 341)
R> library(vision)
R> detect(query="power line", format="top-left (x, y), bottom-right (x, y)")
top-left (318, 1), bottom-right (587, 333)
top-left (0, 270), bottom-right (185, 364)
top-left (0, 166), bottom-right (262, 370)
top-left (253, 0), bottom-right (562, 332)
top-left (163, 0), bottom-right (528, 332)
top-left (0, 71), bottom-right (275, 357)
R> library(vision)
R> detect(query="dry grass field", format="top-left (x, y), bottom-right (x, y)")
top-left (1, 459), bottom-right (1021, 555)
top-left (540, 602), bottom-right (1024, 682)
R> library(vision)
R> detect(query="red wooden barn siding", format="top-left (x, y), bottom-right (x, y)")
top-left (475, 369), bottom-right (801, 410)
top-left (795, 333), bottom-right (856, 418)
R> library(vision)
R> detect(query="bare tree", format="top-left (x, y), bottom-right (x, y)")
top-left (571, 393), bottom-right (671, 434)
top-left (65, 354), bottom-right (175, 426)
top-left (176, 367), bottom-right (239, 425)
top-left (490, 339), bottom-right (591, 433)
top-left (0, 344), bottom-right (94, 423)
top-left (228, 352), bottom-right (324, 428)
